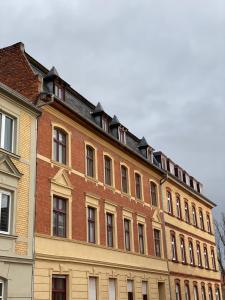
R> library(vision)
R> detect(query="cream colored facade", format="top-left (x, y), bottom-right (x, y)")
top-left (162, 177), bottom-right (221, 300)
top-left (0, 83), bottom-right (39, 299)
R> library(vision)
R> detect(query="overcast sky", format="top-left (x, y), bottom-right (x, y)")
top-left (1, 0), bottom-right (225, 219)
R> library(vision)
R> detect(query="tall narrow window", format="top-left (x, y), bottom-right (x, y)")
top-left (196, 244), bottom-right (202, 267)
top-left (106, 213), bottom-right (114, 247)
top-left (154, 229), bottom-right (161, 257)
top-left (184, 202), bottom-right (190, 223)
top-left (192, 206), bottom-right (197, 227)
top-left (171, 233), bottom-right (177, 261)
top-left (118, 127), bottom-right (126, 144)
top-left (216, 288), bottom-right (221, 300)
top-left (53, 196), bottom-right (67, 238)
top-left (201, 286), bottom-right (206, 300)
top-left (203, 246), bottom-right (209, 269)
top-left (150, 182), bottom-right (158, 206)
top-left (176, 196), bottom-right (181, 219)
top-left (86, 146), bottom-right (95, 178)
top-left (135, 173), bottom-right (142, 200)
top-left (194, 286), bottom-right (199, 300)
top-left (206, 214), bottom-right (212, 233)
top-left (208, 287), bottom-right (213, 300)
top-left (142, 281), bottom-right (148, 300)
top-left (0, 280), bottom-right (4, 300)
top-left (109, 279), bottom-right (116, 300)
top-left (167, 191), bottom-right (173, 215)
top-left (175, 283), bottom-right (181, 300)
top-left (88, 207), bottom-right (96, 243)
top-left (53, 128), bottom-right (67, 164)
top-left (189, 241), bottom-right (195, 265)
top-left (185, 284), bottom-right (190, 300)
top-left (138, 223), bottom-right (145, 254)
top-left (104, 156), bottom-right (112, 186)
top-left (0, 190), bottom-right (11, 234)
top-left (121, 165), bottom-right (128, 194)
top-left (102, 116), bottom-right (108, 132)
top-left (127, 280), bottom-right (133, 300)
top-left (52, 276), bottom-right (67, 300)
top-left (124, 219), bottom-right (131, 251)
top-left (180, 237), bottom-right (186, 263)
top-left (199, 210), bottom-right (205, 231)
top-left (0, 112), bottom-right (14, 152)
top-left (211, 248), bottom-right (216, 271)
top-left (89, 277), bottom-right (97, 300)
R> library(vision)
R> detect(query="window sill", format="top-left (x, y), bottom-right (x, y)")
top-left (0, 232), bottom-right (18, 240)
top-left (0, 148), bottom-right (20, 160)
top-left (50, 160), bottom-right (71, 170)
top-left (85, 175), bottom-right (98, 183)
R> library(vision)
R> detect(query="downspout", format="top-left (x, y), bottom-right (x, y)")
top-left (160, 173), bottom-right (172, 300)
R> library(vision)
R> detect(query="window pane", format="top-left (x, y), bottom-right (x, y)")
top-left (109, 279), bottom-right (116, 300)
top-left (89, 277), bottom-right (97, 300)
top-left (53, 197), bottom-right (66, 238)
top-left (0, 282), bottom-right (2, 297)
top-left (0, 193), bottom-right (10, 233)
top-left (52, 277), bottom-right (66, 300)
top-left (4, 116), bottom-right (13, 151)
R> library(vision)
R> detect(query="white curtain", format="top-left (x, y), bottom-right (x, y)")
top-left (89, 277), bottom-right (97, 300)
top-left (109, 279), bottom-right (116, 300)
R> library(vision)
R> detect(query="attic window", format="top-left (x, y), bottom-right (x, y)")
top-left (102, 116), bottom-right (108, 132)
top-left (147, 147), bottom-right (152, 161)
top-left (54, 84), bottom-right (63, 100)
top-left (118, 127), bottom-right (126, 144)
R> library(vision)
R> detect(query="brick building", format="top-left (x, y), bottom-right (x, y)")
top-left (0, 42), bottom-right (222, 300)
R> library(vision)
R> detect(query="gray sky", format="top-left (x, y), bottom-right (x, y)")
top-left (1, 0), bottom-right (225, 219)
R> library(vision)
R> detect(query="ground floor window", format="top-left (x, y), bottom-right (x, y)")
top-left (109, 278), bottom-right (116, 300)
top-left (89, 277), bottom-right (97, 300)
top-left (52, 276), bottom-right (67, 300)
top-left (142, 281), bottom-right (148, 300)
top-left (216, 288), bottom-right (221, 300)
top-left (127, 280), bottom-right (134, 300)
top-left (0, 280), bottom-right (4, 300)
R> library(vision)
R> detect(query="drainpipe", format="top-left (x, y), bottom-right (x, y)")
top-left (160, 173), bottom-right (172, 300)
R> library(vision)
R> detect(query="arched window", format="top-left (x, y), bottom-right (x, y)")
top-left (176, 196), bottom-right (182, 219)
top-left (86, 145), bottom-right (95, 178)
top-left (211, 248), bottom-right (216, 271)
top-left (196, 243), bottom-right (202, 267)
top-left (53, 127), bottom-right (67, 164)
top-left (167, 191), bottom-right (173, 215)
top-left (150, 182), bottom-right (158, 206)
top-left (135, 173), bottom-right (142, 200)
top-left (192, 206), bottom-right (197, 227)
top-left (175, 283), bottom-right (181, 300)
top-left (185, 284), bottom-right (190, 300)
top-left (180, 237), bottom-right (186, 263)
top-left (199, 210), bottom-right (205, 231)
top-left (203, 246), bottom-right (209, 269)
top-left (184, 202), bottom-right (190, 223)
top-left (104, 156), bottom-right (112, 186)
top-left (208, 287), bottom-right (213, 300)
top-left (215, 288), bottom-right (221, 300)
top-left (121, 165), bottom-right (128, 194)
top-left (0, 279), bottom-right (4, 300)
top-left (194, 285), bottom-right (199, 300)
top-left (189, 241), bottom-right (195, 265)
top-left (171, 233), bottom-right (177, 261)
top-left (206, 214), bottom-right (212, 233)
top-left (201, 286), bottom-right (206, 300)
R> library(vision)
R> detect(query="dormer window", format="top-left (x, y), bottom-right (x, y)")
top-left (118, 127), bottom-right (126, 144)
top-left (147, 148), bottom-right (153, 162)
top-left (54, 84), bottom-right (63, 100)
top-left (102, 116), bottom-right (108, 132)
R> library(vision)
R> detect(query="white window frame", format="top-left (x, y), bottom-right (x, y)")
top-left (0, 190), bottom-right (11, 234)
top-left (0, 279), bottom-right (4, 300)
top-left (0, 112), bottom-right (15, 153)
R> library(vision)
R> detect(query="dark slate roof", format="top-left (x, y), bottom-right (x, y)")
top-left (45, 66), bottom-right (59, 79)
top-left (138, 137), bottom-right (148, 148)
top-left (93, 102), bottom-right (104, 114)
top-left (110, 115), bottom-right (120, 127)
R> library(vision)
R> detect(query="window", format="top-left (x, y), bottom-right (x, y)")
top-left (124, 219), bottom-right (131, 251)
top-left (176, 196), bottom-right (181, 219)
top-left (106, 213), bottom-right (114, 247)
top-left (185, 284), bottom-right (190, 300)
top-left (203, 246), bottom-right (209, 269)
top-left (150, 182), bottom-right (158, 206)
top-left (0, 190), bottom-right (11, 234)
top-left (208, 287), bottom-right (213, 300)
top-left (102, 116), bottom-right (108, 132)
top-left (211, 248), bottom-right (216, 271)
top-left (194, 286), bottom-right (199, 300)
top-left (192, 206), bottom-right (197, 227)
top-left (0, 112), bottom-right (14, 152)
top-left (86, 146), bottom-right (95, 178)
top-left (121, 165), bottom-right (129, 194)
top-left (171, 233), bottom-right (177, 261)
top-left (215, 288), bottom-right (221, 300)
top-left (138, 223), bottom-right (145, 254)
top-left (175, 283), bottom-right (181, 300)
top-left (189, 241), bottom-right (195, 265)
top-left (167, 191), bottom-right (173, 215)
top-left (109, 279), bottom-right (116, 300)
top-left (154, 229), bottom-right (161, 257)
top-left (206, 214), bottom-right (212, 233)
top-left (127, 280), bottom-right (133, 300)
top-left (89, 277), bottom-right (97, 300)
top-left (201, 286), bottom-right (206, 300)
top-left (180, 237), bottom-right (186, 263)
top-left (142, 281), bottom-right (148, 300)
top-left (53, 196), bottom-right (67, 238)
top-left (196, 244), bottom-right (202, 267)
top-left (199, 210), bottom-right (205, 231)
top-left (135, 173), bottom-right (142, 200)
top-left (88, 207), bottom-right (96, 243)
top-left (0, 280), bottom-right (4, 300)
top-left (184, 202), bottom-right (190, 223)
top-left (54, 84), bottom-right (63, 100)
top-left (52, 276), bottom-right (66, 300)
top-left (118, 127), bottom-right (126, 144)
top-left (104, 156), bottom-right (112, 186)
top-left (53, 128), bottom-right (67, 164)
